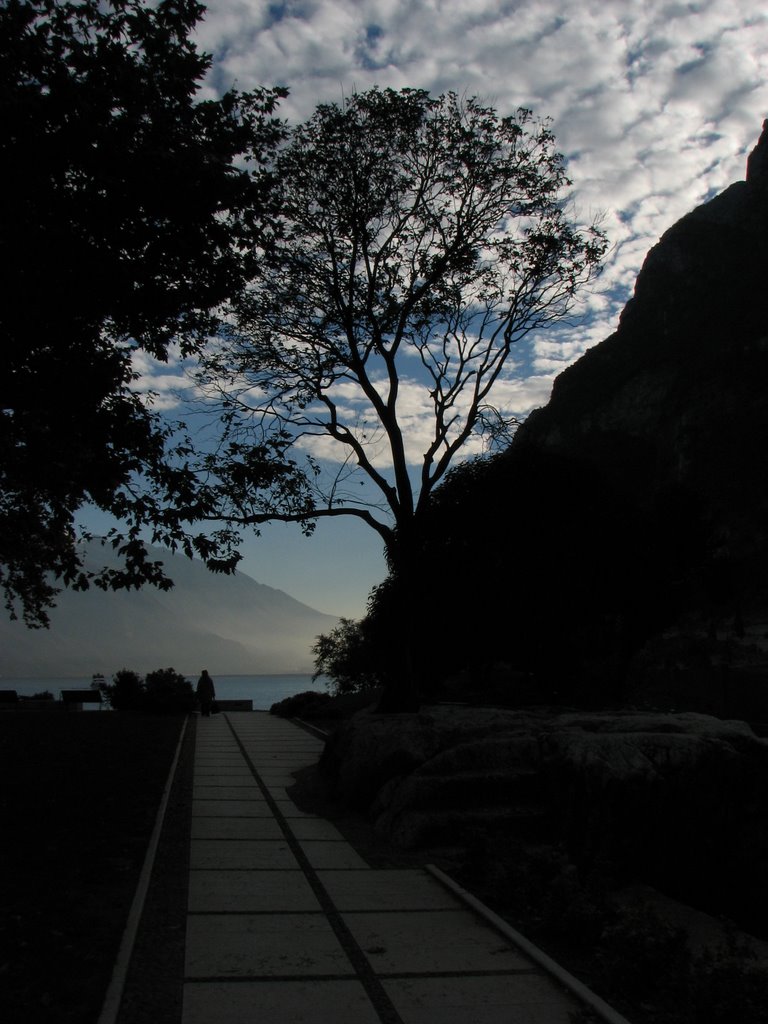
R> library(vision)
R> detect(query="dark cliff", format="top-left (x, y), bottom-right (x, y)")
top-left (406, 121), bottom-right (768, 710)
top-left (518, 118), bottom-right (768, 581)
top-left (509, 120), bottom-right (768, 707)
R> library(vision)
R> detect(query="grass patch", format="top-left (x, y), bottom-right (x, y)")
top-left (460, 837), bottom-right (768, 1024)
top-left (0, 712), bottom-right (184, 1024)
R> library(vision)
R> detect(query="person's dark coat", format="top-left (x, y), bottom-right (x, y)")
top-left (196, 670), bottom-right (216, 716)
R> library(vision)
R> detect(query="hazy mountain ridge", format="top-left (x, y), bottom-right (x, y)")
top-left (0, 541), bottom-right (340, 677)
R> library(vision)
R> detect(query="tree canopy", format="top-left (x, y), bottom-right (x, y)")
top-left (1, 0), bottom-right (293, 625)
top-left (195, 87), bottom-right (607, 705)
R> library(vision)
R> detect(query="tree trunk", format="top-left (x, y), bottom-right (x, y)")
top-left (376, 531), bottom-right (422, 713)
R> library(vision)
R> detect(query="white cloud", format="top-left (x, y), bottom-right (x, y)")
top-left (177, 0), bottom-right (768, 472)
top-left (111, 3), bottom-right (768, 619)
top-left (195, 0), bottom-right (766, 285)
top-left (131, 349), bottom-right (194, 411)
top-left (291, 361), bottom-right (556, 474)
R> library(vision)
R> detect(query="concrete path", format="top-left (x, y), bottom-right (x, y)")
top-left (183, 712), bottom-right (584, 1024)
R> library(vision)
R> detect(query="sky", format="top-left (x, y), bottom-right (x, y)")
top-left (127, 0), bottom-right (768, 619)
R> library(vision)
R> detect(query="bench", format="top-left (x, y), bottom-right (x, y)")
top-left (214, 699), bottom-right (253, 712)
top-left (61, 689), bottom-right (103, 709)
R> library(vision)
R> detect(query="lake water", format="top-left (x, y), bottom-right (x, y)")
top-left (2, 673), bottom-right (329, 711)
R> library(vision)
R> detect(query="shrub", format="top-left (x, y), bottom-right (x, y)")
top-left (102, 669), bottom-right (145, 711)
top-left (270, 691), bottom-right (335, 719)
top-left (462, 835), bottom-right (768, 1024)
top-left (312, 618), bottom-right (387, 695)
top-left (690, 934), bottom-right (768, 1024)
top-left (144, 668), bottom-right (195, 714)
top-left (594, 902), bottom-right (690, 1006)
top-left (99, 667), bottom-right (194, 713)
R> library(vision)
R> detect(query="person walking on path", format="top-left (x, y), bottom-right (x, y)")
top-left (195, 670), bottom-right (216, 717)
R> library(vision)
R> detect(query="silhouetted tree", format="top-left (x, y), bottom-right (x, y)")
top-left (348, 445), bottom-right (696, 706)
top-left (1, 0), bottom-right (293, 625)
top-left (100, 666), bottom-right (194, 712)
top-left (312, 616), bottom-right (387, 695)
top-left (196, 88), bottom-right (607, 709)
top-left (145, 667), bottom-right (195, 713)
top-left (100, 669), bottom-right (144, 711)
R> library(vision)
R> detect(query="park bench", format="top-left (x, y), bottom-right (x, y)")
top-left (61, 689), bottom-right (103, 710)
top-left (214, 699), bottom-right (253, 712)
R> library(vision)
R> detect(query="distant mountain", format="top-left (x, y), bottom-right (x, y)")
top-left (0, 541), bottom-right (340, 677)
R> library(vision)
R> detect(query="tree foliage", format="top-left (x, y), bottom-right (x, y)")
top-left (200, 88), bottom-right (605, 538)
top-left (311, 616), bottom-right (387, 695)
top-left (0, 0), bottom-right (292, 625)
top-left (342, 444), bottom-right (688, 706)
top-left (100, 666), bottom-right (194, 713)
top-left (197, 87), bottom-right (607, 705)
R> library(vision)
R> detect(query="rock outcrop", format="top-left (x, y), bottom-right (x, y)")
top-left (396, 120), bottom-right (768, 709)
top-left (320, 706), bottom-right (768, 934)
top-left (517, 120), bottom-right (768, 608)
top-left (506, 120), bottom-right (768, 707)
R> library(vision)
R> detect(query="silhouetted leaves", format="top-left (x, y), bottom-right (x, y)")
top-left (198, 87), bottom-right (606, 708)
top-left (1, 0), bottom-right (288, 625)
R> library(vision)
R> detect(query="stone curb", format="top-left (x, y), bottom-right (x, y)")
top-left (97, 716), bottom-right (189, 1024)
top-left (426, 864), bottom-right (633, 1024)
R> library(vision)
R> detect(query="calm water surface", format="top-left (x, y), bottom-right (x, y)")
top-left (2, 674), bottom-right (328, 710)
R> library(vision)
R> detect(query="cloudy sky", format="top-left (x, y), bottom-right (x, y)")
top-left (138, 0), bottom-right (768, 618)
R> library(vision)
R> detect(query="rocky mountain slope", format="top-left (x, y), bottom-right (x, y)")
top-left (509, 119), bottom-right (768, 709)
top-left (0, 541), bottom-right (339, 676)
top-left (401, 120), bottom-right (768, 712)
top-left (518, 118), bottom-right (768, 593)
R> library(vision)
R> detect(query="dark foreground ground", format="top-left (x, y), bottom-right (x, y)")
top-left (5, 704), bottom-right (768, 1024)
top-left (0, 712), bottom-right (185, 1024)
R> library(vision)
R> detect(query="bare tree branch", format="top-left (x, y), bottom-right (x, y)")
top-left (193, 87), bottom-right (606, 601)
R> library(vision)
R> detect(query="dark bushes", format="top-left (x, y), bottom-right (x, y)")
top-left (463, 839), bottom-right (768, 1024)
top-left (269, 691), bottom-right (336, 720)
top-left (270, 688), bottom-right (382, 721)
top-left (144, 668), bottom-right (196, 714)
top-left (99, 667), bottom-right (194, 713)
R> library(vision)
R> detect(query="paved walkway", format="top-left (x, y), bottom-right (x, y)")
top-left (182, 712), bottom-right (585, 1024)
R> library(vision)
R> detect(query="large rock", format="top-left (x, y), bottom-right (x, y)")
top-left (319, 705), bottom-right (542, 807)
top-left (321, 706), bottom-right (768, 932)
